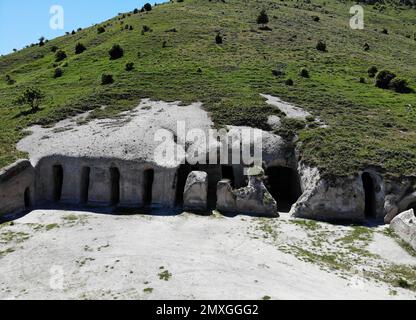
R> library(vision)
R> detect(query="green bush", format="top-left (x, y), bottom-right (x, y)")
top-left (125, 62), bottom-right (134, 71)
top-left (299, 67), bottom-right (310, 78)
top-left (97, 26), bottom-right (106, 34)
top-left (109, 44), bottom-right (124, 60)
top-left (75, 43), bottom-right (86, 54)
top-left (5, 75), bottom-right (15, 85)
top-left (368, 66), bottom-right (378, 78)
top-left (55, 50), bottom-right (67, 62)
top-left (285, 78), bottom-right (294, 86)
top-left (16, 87), bottom-right (44, 112)
top-left (50, 46), bottom-right (59, 53)
top-left (257, 9), bottom-right (269, 26)
top-left (316, 40), bottom-right (327, 52)
top-left (215, 33), bottom-right (223, 44)
top-left (101, 74), bottom-right (114, 85)
top-left (375, 70), bottom-right (396, 89)
top-left (143, 3), bottom-right (152, 11)
top-left (391, 77), bottom-right (411, 93)
top-left (54, 68), bottom-right (63, 78)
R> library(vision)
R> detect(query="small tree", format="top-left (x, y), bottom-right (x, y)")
top-left (367, 66), bottom-right (378, 78)
top-left (109, 44), bottom-right (124, 60)
top-left (39, 36), bottom-right (45, 47)
top-left (316, 40), bottom-right (327, 52)
top-left (257, 10), bottom-right (269, 28)
top-left (16, 87), bottom-right (44, 112)
top-left (375, 70), bottom-right (396, 89)
top-left (299, 67), bottom-right (310, 78)
top-left (55, 50), bottom-right (67, 62)
top-left (75, 43), bottom-right (86, 54)
top-left (215, 33), bottom-right (223, 44)
top-left (391, 77), bottom-right (411, 93)
top-left (54, 68), bottom-right (63, 78)
top-left (101, 74), bottom-right (114, 85)
top-left (143, 3), bottom-right (152, 11)
top-left (97, 26), bottom-right (106, 34)
top-left (125, 62), bottom-right (134, 71)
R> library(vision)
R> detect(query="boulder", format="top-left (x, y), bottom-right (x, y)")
top-left (183, 171), bottom-right (208, 212)
top-left (390, 209), bottom-right (416, 251)
top-left (216, 179), bottom-right (236, 213)
top-left (216, 166), bottom-right (278, 217)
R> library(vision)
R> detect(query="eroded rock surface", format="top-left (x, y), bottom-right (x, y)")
top-left (390, 209), bottom-right (416, 251)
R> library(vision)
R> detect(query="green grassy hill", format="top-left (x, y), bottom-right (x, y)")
top-left (0, 0), bottom-right (415, 179)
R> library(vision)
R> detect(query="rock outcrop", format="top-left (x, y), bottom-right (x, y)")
top-left (390, 209), bottom-right (416, 251)
top-left (183, 171), bottom-right (208, 212)
top-left (217, 166), bottom-right (278, 217)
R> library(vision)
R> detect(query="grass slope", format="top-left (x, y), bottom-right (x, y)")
top-left (0, 0), bottom-right (415, 179)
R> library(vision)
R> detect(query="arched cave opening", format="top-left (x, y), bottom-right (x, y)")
top-left (80, 167), bottom-right (90, 204)
top-left (362, 172), bottom-right (376, 218)
top-left (52, 165), bottom-right (64, 202)
top-left (221, 165), bottom-right (235, 187)
top-left (24, 187), bottom-right (31, 208)
top-left (110, 167), bottom-right (120, 205)
top-left (265, 166), bottom-right (302, 213)
top-left (143, 169), bottom-right (154, 206)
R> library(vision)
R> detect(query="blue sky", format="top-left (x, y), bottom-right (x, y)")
top-left (0, 1), bottom-right (163, 55)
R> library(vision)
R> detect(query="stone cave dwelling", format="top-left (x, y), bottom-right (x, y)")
top-left (0, 98), bottom-right (416, 225)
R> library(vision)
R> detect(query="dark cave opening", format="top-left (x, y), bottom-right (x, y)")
top-left (110, 167), bottom-right (120, 205)
top-left (52, 165), bottom-right (64, 202)
top-left (265, 166), bottom-right (302, 213)
top-left (362, 172), bottom-right (376, 218)
top-left (143, 169), bottom-right (154, 206)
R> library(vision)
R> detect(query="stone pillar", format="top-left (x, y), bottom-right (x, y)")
top-left (216, 179), bottom-right (236, 213)
top-left (88, 166), bottom-right (112, 206)
top-left (119, 166), bottom-right (142, 207)
top-left (183, 171), bottom-right (208, 212)
top-left (60, 162), bottom-right (82, 204)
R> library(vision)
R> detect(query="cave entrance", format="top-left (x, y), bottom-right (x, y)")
top-left (407, 202), bottom-right (416, 212)
top-left (24, 187), bottom-right (31, 208)
top-left (222, 165), bottom-right (235, 187)
top-left (80, 167), bottom-right (90, 204)
top-left (52, 165), bottom-right (64, 202)
top-left (362, 172), bottom-right (376, 218)
top-left (175, 163), bottom-right (196, 206)
top-left (143, 169), bottom-right (154, 206)
top-left (110, 167), bottom-right (120, 206)
top-left (265, 166), bottom-right (302, 213)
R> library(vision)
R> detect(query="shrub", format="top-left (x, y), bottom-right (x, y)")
top-left (39, 37), bottom-right (45, 47)
top-left (257, 9), bottom-right (269, 27)
top-left (109, 44), bottom-right (124, 60)
top-left (375, 70), bottom-right (396, 89)
top-left (16, 87), bottom-right (44, 112)
top-left (316, 40), bottom-right (327, 52)
top-left (215, 33), bottom-right (223, 44)
top-left (299, 67), bottom-right (309, 78)
top-left (5, 75), bottom-right (16, 85)
top-left (55, 50), bottom-right (67, 62)
top-left (142, 25), bottom-right (151, 33)
top-left (75, 43), bottom-right (86, 54)
top-left (143, 3), bottom-right (152, 11)
top-left (50, 46), bottom-right (59, 53)
top-left (363, 43), bottom-right (370, 51)
top-left (97, 26), bottom-right (106, 34)
top-left (381, 28), bottom-right (388, 34)
top-left (101, 74), bottom-right (114, 85)
top-left (359, 77), bottom-right (366, 83)
top-left (391, 77), bottom-right (411, 93)
top-left (312, 16), bottom-right (320, 22)
top-left (285, 79), bottom-right (294, 86)
top-left (54, 68), bottom-right (63, 78)
top-left (368, 66), bottom-right (378, 78)
top-left (133, 8), bottom-right (139, 14)
top-left (125, 62), bottom-right (134, 71)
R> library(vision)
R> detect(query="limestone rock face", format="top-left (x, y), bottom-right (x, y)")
top-left (183, 171), bottom-right (208, 212)
top-left (216, 167), bottom-right (278, 217)
top-left (390, 209), bottom-right (416, 251)
top-left (290, 163), bottom-right (385, 222)
top-left (235, 176), bottom-right (278, 217)
top-left (216, 179), bottom-right (236, 213)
